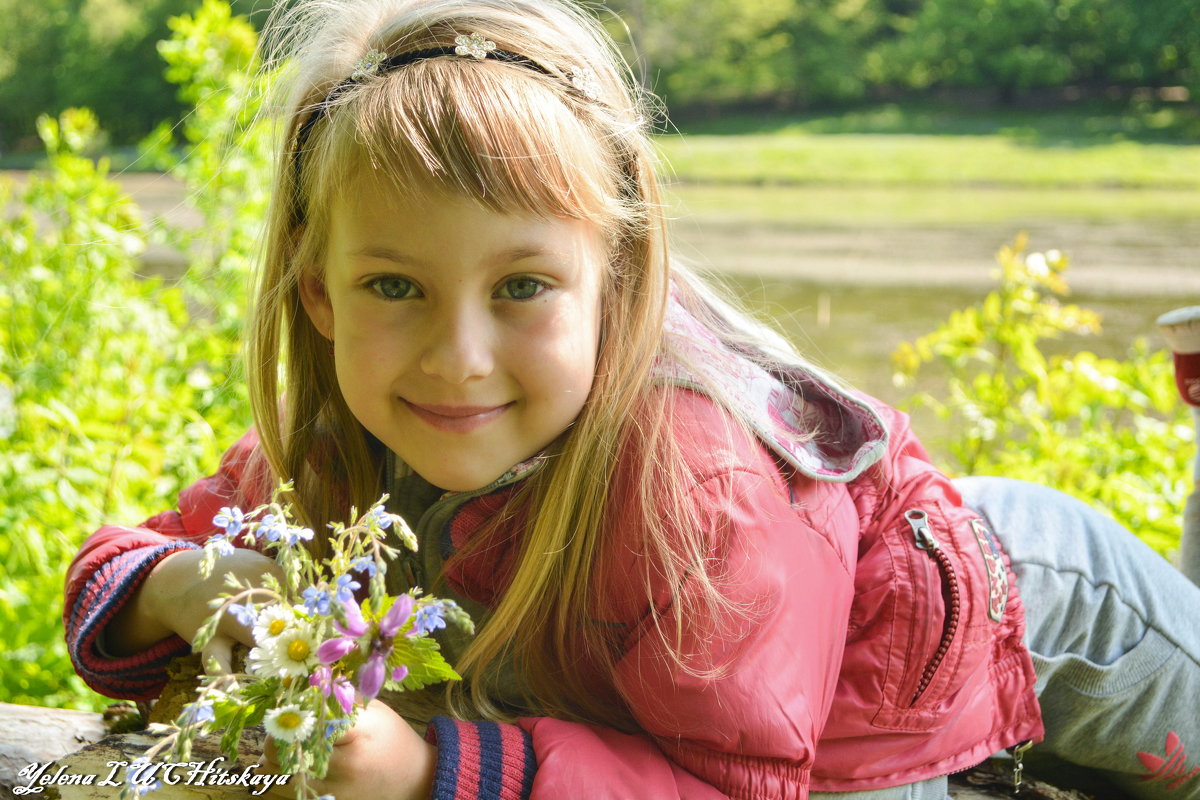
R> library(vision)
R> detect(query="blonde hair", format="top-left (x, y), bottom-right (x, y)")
top-left (247, 0), bottom-right (807, 730)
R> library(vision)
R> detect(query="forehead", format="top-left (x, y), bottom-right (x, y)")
top-left (329, 172), bottom-right (608, 264)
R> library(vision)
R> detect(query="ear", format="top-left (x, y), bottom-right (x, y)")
top-left (298, 269), bottom-right (335, 340)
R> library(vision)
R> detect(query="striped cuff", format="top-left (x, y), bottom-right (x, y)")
top-left (66, 541), bottom-right (199, 699)
top-left (425, 716), bottom-right (537, 800)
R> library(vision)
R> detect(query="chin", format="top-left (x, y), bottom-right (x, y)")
top-left (419, 465), bottom-right (507, 494)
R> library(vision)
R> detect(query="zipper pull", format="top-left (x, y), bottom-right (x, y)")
top-left (905, 509), bottom-right (939, 550)
top-left (1010, 739), bottom-right (1034, 794)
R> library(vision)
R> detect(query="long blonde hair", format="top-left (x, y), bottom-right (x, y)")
top-left (248, 0), bottom-right (802, 730)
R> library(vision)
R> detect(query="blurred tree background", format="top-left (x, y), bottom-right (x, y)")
top-left (1, 0), bottom-right (1199, 151)
top-left (0, 0), bottom-right (264, 151)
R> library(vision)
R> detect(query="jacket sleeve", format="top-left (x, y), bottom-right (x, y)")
top-left (424, 467), bottom-right (858, 800)
top-left (63, 430), bottom-right (270, 700)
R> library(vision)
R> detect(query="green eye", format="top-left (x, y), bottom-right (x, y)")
top-left (371, 276), bottom-right (416, 299)
top-left (500, 278), bottom-right (544, 300)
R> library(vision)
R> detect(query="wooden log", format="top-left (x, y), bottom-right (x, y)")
top-left (0, 703), bottom-right (108, 794)
top-left (29, 728), bottom-right (275, 799)
top-left (0, 696), bottom-right (1104, 799)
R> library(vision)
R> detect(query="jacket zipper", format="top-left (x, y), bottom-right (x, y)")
top-left (903, 508), bottom-right (961, 705)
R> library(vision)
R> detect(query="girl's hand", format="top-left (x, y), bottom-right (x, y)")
top-left (107, 548), bottom-right (283, 674)
top-left (265, 700), bottom-right (437, 800)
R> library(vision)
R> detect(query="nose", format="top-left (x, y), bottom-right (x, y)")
top-left (419, 303), bottom-right (495, 384)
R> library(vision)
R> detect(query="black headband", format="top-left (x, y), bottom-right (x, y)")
top-left (292, 33), bottom-right (600, 188)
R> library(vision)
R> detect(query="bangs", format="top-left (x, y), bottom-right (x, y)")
top-left (302, 57), bottom-right (630, 227)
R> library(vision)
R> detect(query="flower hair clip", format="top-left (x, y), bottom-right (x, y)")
top-left (567, 67), bottom-right (600, 101)
top-left (350, 48), bottom-right (388, 82)
top-left (454, 33), bottom-right (496, 60)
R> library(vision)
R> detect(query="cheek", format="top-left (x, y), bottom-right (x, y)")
top-left (528, 298), bottom-right (601, 401)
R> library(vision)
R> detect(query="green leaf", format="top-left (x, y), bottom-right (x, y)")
top-left (388, 635), bottom-right (462, 691)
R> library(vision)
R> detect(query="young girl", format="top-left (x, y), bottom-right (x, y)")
top-left (65, 0), bottom-right (1200, 798)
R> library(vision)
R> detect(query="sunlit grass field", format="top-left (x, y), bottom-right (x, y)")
top-left (653, 101), bottom-right (1200, 190)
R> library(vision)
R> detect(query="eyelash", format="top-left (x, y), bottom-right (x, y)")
top-left (365, 276), bottom-right (549, 301)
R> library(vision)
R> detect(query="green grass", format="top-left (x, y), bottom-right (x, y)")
top-left (664, 184), bottom-right (1200, 227)
top-left (654, 101), bottom-right (1200, 189)
top-left (667, 99), bottom-right (1200, 142)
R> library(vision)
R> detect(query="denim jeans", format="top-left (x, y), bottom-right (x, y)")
top-left (812, 477), bottom-right (1200, 800)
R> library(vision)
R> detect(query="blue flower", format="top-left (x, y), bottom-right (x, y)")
top-left (367, 506), bottom-right (394, 529)
top-left (334, 573), bottom-right (361, 604)
top-left (303, 587), bottom-right (332, 616)
top-left (126, 757), bottom-right (161, 796)
top-left (212, 507), bottom-right (244, 537)
top-left (181, 699), bottom-right (215, 726)
top-left (411, 603), bottom-right (447, 636)
top-left (284, 526), bottom-right (314, 547)
top-left (255, 514), bottom-right (285, 542)
top-left (228, 602), bottom-right (257, 627)
top-left (323, 718), bottom-right (351, 739)
top-left (205, 533), bottom-right (235, 557)
top-left (349, 556), bottom-right (377, 577)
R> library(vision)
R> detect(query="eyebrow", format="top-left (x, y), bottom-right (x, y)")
top-left (351, 245), bottom-right (555, 266)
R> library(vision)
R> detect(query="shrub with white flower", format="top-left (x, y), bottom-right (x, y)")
top-left (123, 484), bottom-right (473, 800)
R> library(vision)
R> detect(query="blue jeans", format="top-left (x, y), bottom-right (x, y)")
top-left (812, 477), bottom-right (1200, 799)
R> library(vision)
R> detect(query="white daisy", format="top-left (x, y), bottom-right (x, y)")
top-left (252, 605), bottom-right (295, 645)
top-left (245, 644), bottom-right (274, 676)
top-left (263, 624), bottom-right (321, 678)
top-left (245, 618), bottom-right (319, 678)
top-left (263, 705), bottom-right (315, 743)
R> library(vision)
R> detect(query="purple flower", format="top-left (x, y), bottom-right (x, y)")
top-left (411, 603), bottom-right (446, 636)
top-left (379, 595), bottom-right (414, 639)
top-left (317, 636), bottom-right (357, 664)
top-left (335, 600), bottom-right (368, 638)
top-left (391, 665), bottom-right (408, 682)
top-left (358, 651), bottom-right (387, 701)
top-left (318, 600), bottom-right (368, 664)
top-left (348, 596), bottom-right (415, 702)
top-left (302, 587), bottom-right (331, 616)
top-left (310, 667), bottom-right (356, 715)
top-left (212, 507), bottom-right (244, 537)
top-left (334, 573), bottom-right (361, 604)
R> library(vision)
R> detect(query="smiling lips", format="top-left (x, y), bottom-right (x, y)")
top-left (402, 400), bottom-right (512, 433)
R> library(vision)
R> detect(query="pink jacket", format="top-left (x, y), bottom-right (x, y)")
top-left (65, 301), bottom-right (1042, 798)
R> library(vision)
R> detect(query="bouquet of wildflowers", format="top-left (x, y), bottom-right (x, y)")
top-left (122, 485), bottom-right (472, 799)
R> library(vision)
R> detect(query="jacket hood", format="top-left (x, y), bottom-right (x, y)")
top-left (651, 294), bottom-right (889, 483)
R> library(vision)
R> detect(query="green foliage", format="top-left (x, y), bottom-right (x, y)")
top-left (606, 0), bottom-right (1200, 112)
top-left (893, 236), bottom-right (1191, 557)
top-left (875, 0), bottom-right (1200, 99)
top-left (606, 0), bottom-right (887, 107)
top-left (140, 0), bottom-right (270, 337)
top-left (0, 0), bottom-right (266, 708)
top-left (0, 0), bottom-right (195, 150)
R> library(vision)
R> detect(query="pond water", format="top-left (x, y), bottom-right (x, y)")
top-left (665, 184), bottom-right (1200, 412)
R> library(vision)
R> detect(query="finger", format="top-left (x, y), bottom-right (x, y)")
top-left (199, 635), bottom-right (235, 676)
top-left (263, 735), bottom-right (279, 767)
top-left (262, 737), bottom-right (314, 800)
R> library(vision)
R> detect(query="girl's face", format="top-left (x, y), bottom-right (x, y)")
top-left (300, 177), bottom-right (606, 492)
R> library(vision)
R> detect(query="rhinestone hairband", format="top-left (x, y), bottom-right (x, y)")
top-left (293, 33), bottom-right (601, 164)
